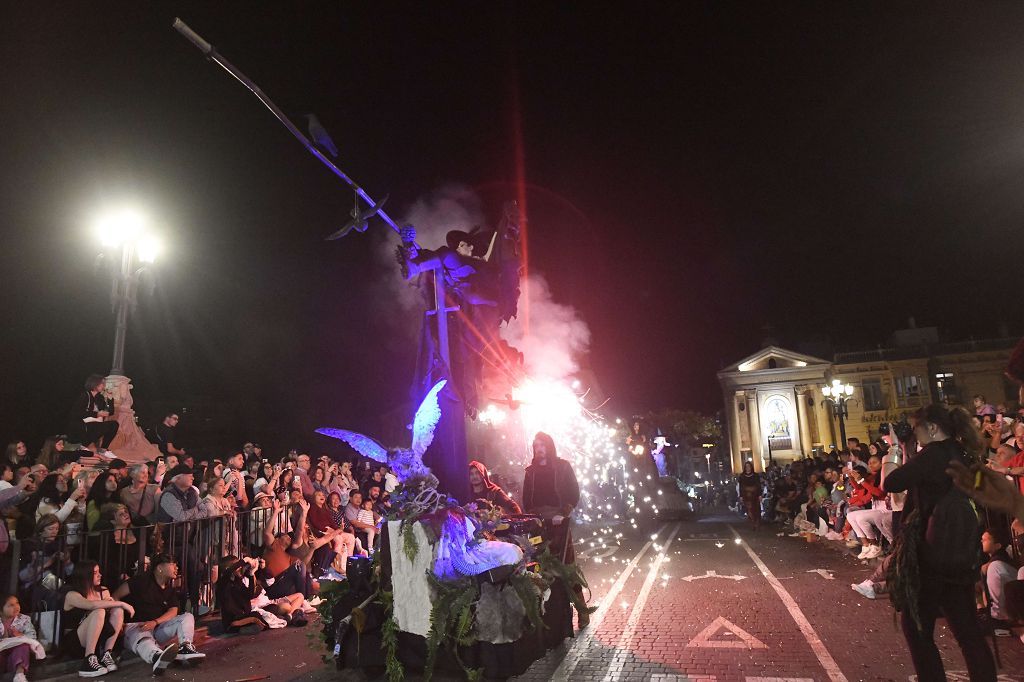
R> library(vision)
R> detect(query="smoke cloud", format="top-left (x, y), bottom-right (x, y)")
top-left (371, 184), bottom-right (592, 385)
top-left (373, 183), bottom-right (483, 321)
top-left (501, 273), bottom-right (591, 382)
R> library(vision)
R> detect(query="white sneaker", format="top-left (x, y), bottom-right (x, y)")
top-left (308, 595), bottom-right (324, 606)
top-left (856, 545), bottom-right (871, 559)
top-left (14, 672), bottom-right (27, 682)
top-left (863, 545), bottom-right (882, 560)
top-left (301, 600), bottom-right (318, 613)
top-left (851, 581), bottom-right (876, 599)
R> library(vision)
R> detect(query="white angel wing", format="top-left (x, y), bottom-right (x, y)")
top-left (411, 379), bottom-right (447, 456)
top-left (315, 428), bottom-right (389, 463)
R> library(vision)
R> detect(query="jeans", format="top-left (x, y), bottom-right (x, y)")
top-left (986, 561), bottom-right (1024, 621)
top-left (901, 578), bottom-right (996, 682)
top-left (266, 563), bottom-right (312, 599)
top-left (847, 508), bottom-right (894, 543)
top-left (124, 613), bottom-right (195, 663)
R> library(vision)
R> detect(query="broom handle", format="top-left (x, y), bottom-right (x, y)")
top-left (172, 19), bottom-right (408, 242)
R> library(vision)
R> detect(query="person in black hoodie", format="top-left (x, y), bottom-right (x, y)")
top-left (884, 404), bottom-right (996, 682)
top-left (521, 432), bottom-right (591, 629)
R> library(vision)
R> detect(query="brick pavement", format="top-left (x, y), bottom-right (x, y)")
top-left (513, 510), bottom-right (1024, 682)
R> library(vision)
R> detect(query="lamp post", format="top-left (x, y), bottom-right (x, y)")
top-left (96, 209), bottom-right (159, 375)
top-left (92, 208), bottom-right (161, 464)
top-left (821, 379), bottom-right (854, 450)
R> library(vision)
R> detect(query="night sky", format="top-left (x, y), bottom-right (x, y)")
top-left (2, 4), bottom-right (1022, 455)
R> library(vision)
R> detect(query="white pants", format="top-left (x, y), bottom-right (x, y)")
top-left (124, 613), bottom-right (195, 663)
top-left (987, 560), bottom-right (1024, 621)
top-left (846, 508), bottom-right (894, 543)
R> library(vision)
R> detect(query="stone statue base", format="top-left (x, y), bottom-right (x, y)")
top-left (104, 374), bottom-right (160, 464)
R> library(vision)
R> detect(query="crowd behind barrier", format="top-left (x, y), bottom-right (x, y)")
top-left (1, 394), bottom-right (405, 678)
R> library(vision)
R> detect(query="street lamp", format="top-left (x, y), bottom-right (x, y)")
top-left (822, 379), bottom-right (855, 450)
top-left (95, 208), bottom-right (160, 375)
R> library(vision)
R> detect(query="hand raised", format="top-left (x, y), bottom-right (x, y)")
top-left (947, 460), bottom-right (1021, 517)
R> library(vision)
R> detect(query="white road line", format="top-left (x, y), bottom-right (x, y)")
top-left (728, 525), bottom-right (849, 682)
top-left (549, 522), bottom-right (667, 682)
top-left (602, 521), bottom-right (682, 681)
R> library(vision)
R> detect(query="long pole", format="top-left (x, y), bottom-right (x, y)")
top-left (837, 398), bottom-right (848, 450)
top-left (172, 19), bottom-right (415, 246)
top-left (110, 243), bottom-right (134, 375)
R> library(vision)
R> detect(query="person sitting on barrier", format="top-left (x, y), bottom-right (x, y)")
top-left (113, 553), bottom-right (205, 675)
top-left (62, 560), bottom-right (133, 678)
top-left (306, 490), bottom-right (357, 577)
top-left (343, 490), bottom-right (374, 551)
top-left (217, 554), bottom-right (306, 634)
top-left (0, 593), bottom-right (38, 682)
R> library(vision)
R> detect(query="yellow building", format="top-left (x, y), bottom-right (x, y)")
top-left (718, 335), bottom-right (1017, 473)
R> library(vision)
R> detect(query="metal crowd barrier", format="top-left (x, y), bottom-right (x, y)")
top-left (3, 506), bottom-right (286, 651)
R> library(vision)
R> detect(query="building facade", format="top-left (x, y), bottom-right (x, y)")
top-left (718, 335), bottom-right (1017, 473)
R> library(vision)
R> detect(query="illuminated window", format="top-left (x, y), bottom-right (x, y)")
top-left (895, 374), bottom-right (925, 406)
top-left (862, 379), bottom-right (886, 411)
top-left (934, 372), bottom-right (958, 404)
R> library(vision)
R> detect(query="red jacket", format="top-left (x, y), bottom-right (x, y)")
top-left (848, 472), bottom-right (884, 507)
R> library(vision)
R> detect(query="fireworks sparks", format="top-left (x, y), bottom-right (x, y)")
top-left (473, 376), bottom-right (663, 532)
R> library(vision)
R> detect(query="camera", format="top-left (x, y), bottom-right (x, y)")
top-left (879, 421), bottom-right (913, 442)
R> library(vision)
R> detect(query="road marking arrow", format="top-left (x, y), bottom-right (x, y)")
top-left (680, 569), bottom-right (746, 582)
top-left (686, 616), bottom-right (767, 649)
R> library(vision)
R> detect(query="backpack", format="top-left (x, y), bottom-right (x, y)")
top-left (920, 484), bottom-right (982, 579)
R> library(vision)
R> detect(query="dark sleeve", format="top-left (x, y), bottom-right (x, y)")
top-left (561, 461), bottom-right (581, 510)
top-left (492, 489), bottom-right (522, 516)
top-left (521, 468), bottom-right (534, 513)
top-left (883, 450), bottom-right (933, 494)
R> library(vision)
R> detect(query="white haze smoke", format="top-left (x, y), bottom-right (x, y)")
top-left (501, 273), bottom-right (591, 382)
top-left (374, 184), bottom-right (483, 320)
top-left (373, 184), bottom-right (592, 383)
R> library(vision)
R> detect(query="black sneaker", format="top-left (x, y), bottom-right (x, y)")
top-left (78, 654), bottom-right (108, 678)
top-left (100, 650), bottom-right (118, 672)
top-left (177, 641), bottom-right (206, 660)
top-left (151, 642), bottom-right (179, 676)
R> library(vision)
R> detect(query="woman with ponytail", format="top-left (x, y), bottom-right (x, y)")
top-left (883, 404), bottom-right (995, 682)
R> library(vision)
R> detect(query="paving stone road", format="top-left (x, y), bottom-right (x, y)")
top-left (512, 510), bottom-right (1024, 682)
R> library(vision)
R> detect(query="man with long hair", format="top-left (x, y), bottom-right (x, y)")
top-left (521, 432), bottom-right (591, 629)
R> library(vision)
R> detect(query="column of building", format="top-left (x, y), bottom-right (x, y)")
top-left (745, 390), bottom-right (762, 472)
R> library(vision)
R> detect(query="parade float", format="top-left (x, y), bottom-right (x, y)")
top-left (172, 18), bottom-right (686, 679)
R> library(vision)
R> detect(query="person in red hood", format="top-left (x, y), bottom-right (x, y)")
top-left (468, 460), bottom-right (521, 516)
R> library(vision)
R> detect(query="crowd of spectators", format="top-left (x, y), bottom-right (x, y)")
top-left (0, 375), bottom-right (397, 677)
top-left (735, 395), bottom-right (1024, 670)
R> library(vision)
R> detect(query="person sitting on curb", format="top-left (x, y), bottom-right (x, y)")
top-left (62, 561), bottom-right (132, 678)
top-left (217, 554), bottom-right (307, 634)
top-left (112, 553), bottom-right (205, 675)
top-left (0, 594), bottom-right (41, 682)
